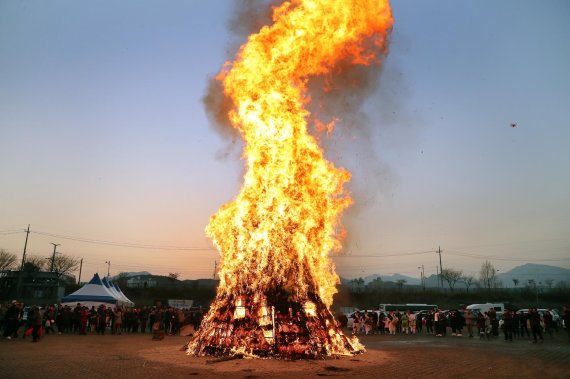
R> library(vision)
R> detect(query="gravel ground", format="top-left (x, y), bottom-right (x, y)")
top-left (1, 328), bottom-right (569, 379)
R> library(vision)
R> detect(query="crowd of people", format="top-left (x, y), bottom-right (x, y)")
top-left (0, 300), bottom-right (205, 342)
top-left (344, 305), bottom-right (570, 344)
top-left (3, 300), bottom-right (569, 345)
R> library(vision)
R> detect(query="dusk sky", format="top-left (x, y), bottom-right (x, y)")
top-left (1, 0), bottom-right (569, 282)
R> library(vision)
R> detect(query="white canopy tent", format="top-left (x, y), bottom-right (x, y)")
top-left (61, 273), bottom-right (133, 308)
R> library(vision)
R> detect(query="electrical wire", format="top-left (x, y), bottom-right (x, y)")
top-left (445, 250), bottom-right (570, 262)
top-left (30, 230), bottom-right (216, 251)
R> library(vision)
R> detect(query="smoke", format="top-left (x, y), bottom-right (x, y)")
top-left (304, 28), bottom-right (422, 254)
top-left (305, 38), bottom-right (397, 206)
top-left (202, 0), bottom-right (279, 161)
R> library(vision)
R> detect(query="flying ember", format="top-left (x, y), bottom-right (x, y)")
top-left (188, 0), bottom-right (393, 359)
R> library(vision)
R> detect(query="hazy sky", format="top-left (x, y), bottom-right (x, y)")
top-left (1, 0), bottom-right (569, 282)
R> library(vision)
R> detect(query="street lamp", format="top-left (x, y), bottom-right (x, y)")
top-left (418, 265), bottom-right (425, 290)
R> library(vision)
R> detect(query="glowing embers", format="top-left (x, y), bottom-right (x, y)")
top-left (303, 301), bottom-right (316, 317)
top-left (188, 290), bottom-right (362, 359)
top-left (234, 296), bottom-right (246, 319)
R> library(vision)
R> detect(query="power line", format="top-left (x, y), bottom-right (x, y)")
top-left (331, 250), bottom-right (436, 258)
top-left (445, 250), bottom-right (570, 262)
top-left (29, 230), bottom-right (216, 251)
top-left (0, 229), bottom-right (26, 235)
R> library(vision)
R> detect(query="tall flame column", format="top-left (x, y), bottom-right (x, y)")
top-left (189, 0), bottom-right (393, 359)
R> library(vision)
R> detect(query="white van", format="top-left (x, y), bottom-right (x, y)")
top-left (466, 303), bottom-right (505, 316)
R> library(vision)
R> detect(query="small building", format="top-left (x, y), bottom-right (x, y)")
top-left (126, 275), bottom-right (157, 289)
top-left (0, 270), bottom-right (73, 305)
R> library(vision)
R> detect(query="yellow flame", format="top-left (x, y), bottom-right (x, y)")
top-left (194, 0), bottom-right (392, 357)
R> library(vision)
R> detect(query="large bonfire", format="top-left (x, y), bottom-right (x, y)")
top-left (188, 0), bottom-right (393, 359)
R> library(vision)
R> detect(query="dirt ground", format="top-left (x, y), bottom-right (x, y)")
top-left (1, 329), bottom-right (569, 379)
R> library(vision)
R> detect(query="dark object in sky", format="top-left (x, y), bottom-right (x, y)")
top-left (510, 122), bottom-right (517, 128)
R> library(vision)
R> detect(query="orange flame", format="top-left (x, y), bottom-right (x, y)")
top-left (191, 0), bottom-right (393, 357)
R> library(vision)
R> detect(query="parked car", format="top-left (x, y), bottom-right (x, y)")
top-left (517, 308), bottom-right (560, 326)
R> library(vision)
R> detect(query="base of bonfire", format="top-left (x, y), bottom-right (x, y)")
top-left (188, 290), bottom-right (363, 360)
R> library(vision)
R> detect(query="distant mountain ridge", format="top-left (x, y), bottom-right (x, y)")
top-left (362, 273), bottom-right (421, 286)
top-left (113, 263), bottom-right (570, 288)
top-left (341, 263), bottom-right (570, 288)
top-left (497, 263), bottom-right (570, 287)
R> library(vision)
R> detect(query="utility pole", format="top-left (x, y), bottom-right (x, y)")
top-left (16, 225), bottom-right (31, 298)
top-left (418, 265), bottom-right (425, 290)
top-left (436, 266), bottom-right (439, 288)
top-left (50, 243), bottom-right (60, 272)
top-left (105, 260), bottom-right (111, 277)
top-left (78, 258), bottom-right (83, 284)
top-left (438, 246), bottom-right (443, 289)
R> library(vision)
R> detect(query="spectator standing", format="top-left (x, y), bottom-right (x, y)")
top-left (97, 305), bottom-right (107, 335)
top-left (408, 311), bottom-right (417, 334)
top-left (401, 312), bottom-right (409, 334)
top-left (434, 309), bottom-right (444, 337)
top-left (139, 307), bottom-right (149, 333)
top-left (364, 312), bottom-right (374, 335)
top-left (44, 306), bottom-right (56, 335)
top-left (351, 311), bottom-right (362, 335)
top-left (464, 309), bottom-right (474, 338)
top-left (416, 312), bottom-right (423, 334)
top-left (561, 305), bottom-right (570, 342)
top-left (114, 307), bottom-right (123, 335)
top-left (30, 306), bottom-right (43, 342)
top-left (529, 308), bottom-right (544, 343)
top-left (88, 306), bottom-right (97, 333)
top-left (519, 310), bottom-right (530, 338)
top-left (3, 301), bottom-right (21, 339)
top-left (79, 307), bottom-right (88, 335)
top-left (394, 310), bottom-right (402, 334)
top-left (503, 309), bottom-right (514, 341)
top-left (543, 310), bottom-right (554, 337)
top-left (389, 312), bottom-right (398, 335)
top-left (476, 312), bottom-right (486, 339)
top-left (72, 303), bottom-right (82, 333)
top-left (426, 311), bottom-right (434, 334)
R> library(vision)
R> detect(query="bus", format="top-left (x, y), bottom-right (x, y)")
top-left (379, 304), bottom-right (437, 312)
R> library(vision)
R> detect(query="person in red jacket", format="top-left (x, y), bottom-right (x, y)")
top-left (79, 306), bottom-right (88, 335)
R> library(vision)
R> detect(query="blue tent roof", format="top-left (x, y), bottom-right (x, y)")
top-left (61, 273), bottom-right (119, 305)
top-left (88, 273), bottom-right (103, 285)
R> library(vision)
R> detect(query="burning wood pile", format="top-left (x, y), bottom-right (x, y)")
top-left (188, 0), bottom-right (393, 360)
top-left (189, 288), bottom-right (360, 359)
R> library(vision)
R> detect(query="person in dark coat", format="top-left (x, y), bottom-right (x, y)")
top-left (31, 306), bottom-right (43, 342)
top-left (502, 309), bottom-right (514, 341)
top-left (3, 301), bottom-right (21, 339)
top-left (97, 305), bottom-right (107, 335)
top-left (529, 308), bottom-right (543, 343)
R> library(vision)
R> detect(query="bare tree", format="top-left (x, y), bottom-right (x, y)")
top-left (168, 272), bottom-right (180, 280)
top-left (512, 278), bottom-right (519, 288)
top-left (26, 255), bottom-right (47, 271)
top-left (441, 267), bottom-right (463, 292)
top-left (0, 249), bottom-right (17, 272)
top-left (544, 279), bottom-right (554, 289)
top-left (479, 260), bottom-right (497, 290)
top-left (461, 275), bottom-right (476, 293)
top-left (51, 254), bottom-right (80, 279)
top-left (396, 279), bottom-right (407, 289)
